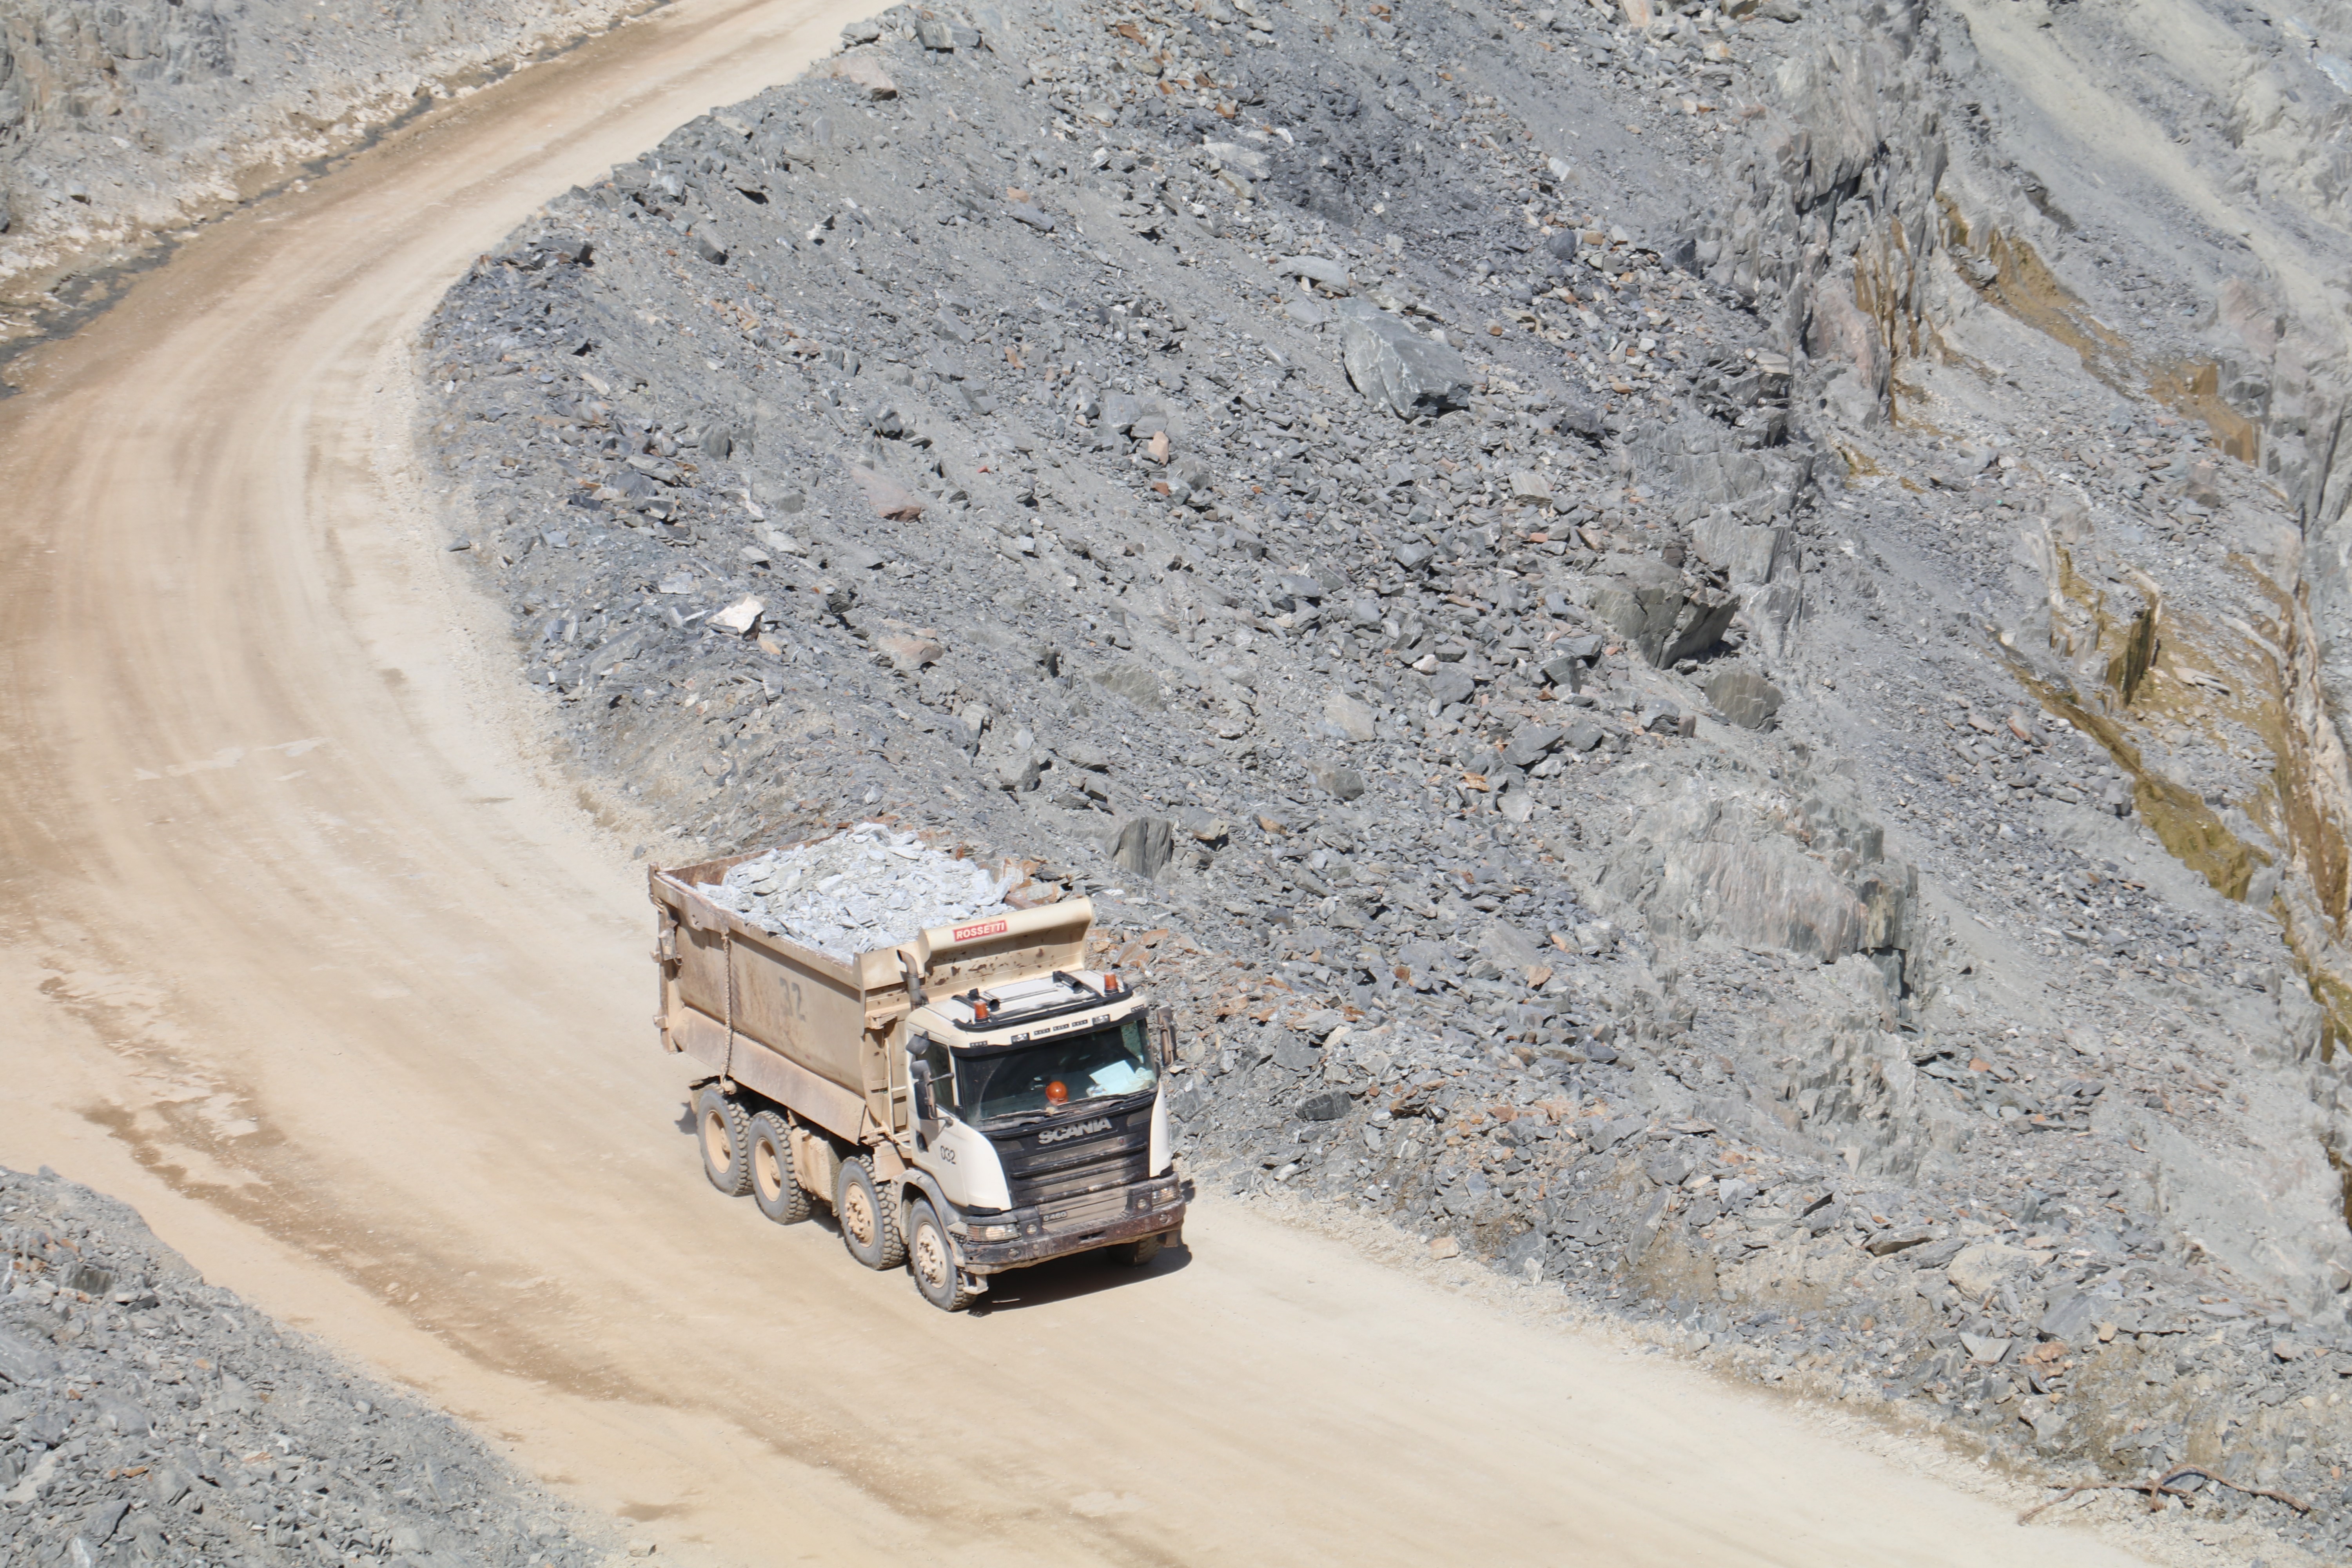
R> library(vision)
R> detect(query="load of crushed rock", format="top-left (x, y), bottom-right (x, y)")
top-left (698, 825), bottom-right (1013, 959)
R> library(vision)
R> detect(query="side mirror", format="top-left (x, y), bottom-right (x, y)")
top-left (909, 1058), bottom-right (942, 1145)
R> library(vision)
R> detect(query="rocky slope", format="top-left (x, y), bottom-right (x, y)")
top-left (416, 0), bottom-right (2352, 1555)
top-left (1, 1165), bottom-right (608, 1567)
top-left (0, 0), bottom-right (654, 359)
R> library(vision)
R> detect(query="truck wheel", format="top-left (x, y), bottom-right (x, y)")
top-left (1113, 1234), bottom-right (1164, 1268)
top-left (746, 1111), bottom-right (810, 1224)
top-left (834, 1156), bottom-right (907, 1270)
top-left (906, 1202), bottom-right (978, 1312)
top-left (694, 1085), bottom-right (751, 1196)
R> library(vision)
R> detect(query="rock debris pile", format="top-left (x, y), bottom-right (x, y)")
top-left (701, 824), bottom-right (1013, 956)
top-left (421, 0), bottom-right (2352, 1554)
top-left (0, 1165), bottom-right (607, 1568)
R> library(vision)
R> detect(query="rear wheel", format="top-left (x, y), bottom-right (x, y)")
top-left (746, 1111), bottom-right (809, 1224)
top-left (834, 1156), bottom-right (906, 1270)
top-left (694, 1084), bottom-right (751, 1196)
top-left (907, 1202), bottom-right (978, 1312)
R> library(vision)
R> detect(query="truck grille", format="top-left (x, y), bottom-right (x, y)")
top-left (1043, 1188), bottom-right (1131, 1230)
top-left (992, 1105), bottom-right (1151, 1209)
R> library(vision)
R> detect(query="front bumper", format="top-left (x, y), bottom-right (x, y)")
top-left (957, 1200), bottom-right (1187, 1274)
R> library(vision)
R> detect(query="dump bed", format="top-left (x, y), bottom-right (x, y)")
top-left (650, 850), bottom-right (1095, 1144)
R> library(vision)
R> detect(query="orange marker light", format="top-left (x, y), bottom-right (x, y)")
top-left (1046, 1080), bottom-right (1069, 1105)
top-left (1104, 973), bottom-right (1122, 992)
top-left (972, 998), bottom-right (991, 1020)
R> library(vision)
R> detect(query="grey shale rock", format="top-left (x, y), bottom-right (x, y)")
top-left (1336, 300), bottom-right (1475, 422)
top-left (1702, 669), bottom-right (1784, 731)
top-left (0, 1165), bottom-right (607, 1566)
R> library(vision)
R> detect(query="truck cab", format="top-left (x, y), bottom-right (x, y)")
top-left (902, 969), bottom-right (1183, 1279)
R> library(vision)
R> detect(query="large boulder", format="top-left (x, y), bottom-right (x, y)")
top-left (1603, 780), bottom-right (1920, 971)
top-left (1588, 555), bottom-right (1738, 666)
top-left (1633, 414), bottom-right (1814, 518)
top-left (1113, 817), bottom-right (1176, 878)
top-left (1737, 580), bottom-right (1806, 662)
top-left (1948, 1241), bottom-right (2041, 1302)
top-left (1324, 690), bottom-right (1379, 741)
top-left (1702, 668), bottom-right (1783, 730)
top-left (1648, 839), bottom-right (1869, 960)
top-left (1091, 661), bottom-right (1169, 710)
top-left (1693, 512), bottom-right (1798, 584)
top-left (1337, 300), bottom-right (1474, 420)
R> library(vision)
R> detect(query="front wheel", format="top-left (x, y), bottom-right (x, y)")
top-left (1112, 1233), bottom-right (1165, 1268)
top-left (907, 1202), bottom-right (978, 1312)
top-left (834, 1156), bottom-right (907, 1270)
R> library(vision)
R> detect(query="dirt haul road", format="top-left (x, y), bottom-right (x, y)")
top-left (0, 2), bottom-right (2151, 1563)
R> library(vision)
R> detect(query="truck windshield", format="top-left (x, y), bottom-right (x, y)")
top-left (958, 1016), bottom-right (1156, 1125)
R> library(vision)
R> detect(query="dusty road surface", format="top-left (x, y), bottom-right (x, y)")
top-left (0, 2), bottom-right (2155, 1563)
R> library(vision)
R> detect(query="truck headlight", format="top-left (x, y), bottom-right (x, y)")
top-left (970, 1222), bottom-right (1018, 1241)
top-left (1130, 1182), bottom-right (1180, 1211)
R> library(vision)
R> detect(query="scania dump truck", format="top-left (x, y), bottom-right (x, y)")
top-left (650, 849), bottom-right (1185, 1310)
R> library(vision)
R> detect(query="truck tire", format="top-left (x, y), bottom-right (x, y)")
top-left (1113, 1234), bottom-right (1164, 1268)
top-left (746, 1111), bottom-right (810, 1224)
top-left (906, 1201), bottom-right (978, 1312)
top-left (694, 1084), bottom-right (751, 1197)
top-left (834, 1156), bottom-right (906, 1270)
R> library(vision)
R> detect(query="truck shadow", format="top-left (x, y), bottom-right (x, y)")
top-left (967, 1239), bottom-right (1194, 1315)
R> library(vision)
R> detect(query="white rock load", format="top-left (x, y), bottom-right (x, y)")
top-left (696, 824), bottom-right (1013, 960)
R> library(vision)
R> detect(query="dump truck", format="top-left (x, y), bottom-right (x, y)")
top-left (650, 849), bottom-right (1185, 1310)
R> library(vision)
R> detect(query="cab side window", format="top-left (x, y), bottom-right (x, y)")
top-left (913, 1034), bottom-right (957, 1110)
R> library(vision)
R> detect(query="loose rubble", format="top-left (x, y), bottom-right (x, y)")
top-left (419, 0), bottom-right (2352, 1557)
top-left (0, 0), bottom-right (652, 359)
top-left (0, 1165), bottom-right (607, 1568)
top-left (703, 823), bottom-right (1014, 956)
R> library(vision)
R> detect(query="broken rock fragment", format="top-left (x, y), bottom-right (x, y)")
top-left (828, 53), bottom-right (898, 98)
top-left (705, 826), bottom-right (1013, 958)
top-left (708, 595), bottom-right (763, 635)
top-left (1325, 690), bottom-right (1379, 741)
top-left (1336, 299), bottom-right (1475, 421)
top-left (851, 465), bottom-right (926, 521)
top-left (1201, 140), bottom-right (1270, 182)
top-left (1502, 724), bottom-right (1563, 768)
top-left (874, 631), bottom-right (946, 671)
top-left (1312, 762), bottom-right (1368, 801)
top-left (1272, 254), bottom-right (1352, 294)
